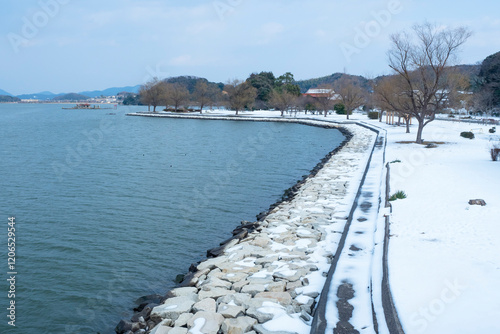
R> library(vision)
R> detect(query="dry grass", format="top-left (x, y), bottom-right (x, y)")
top-left (491, 147), bottom-right (500, 161)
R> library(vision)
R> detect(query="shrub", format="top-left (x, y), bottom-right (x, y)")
top-left (489, 127), bottom-right (496, 133)
top-left (305, 103), bottom-right (316, 112)
top-left (368, 111), bottom-right (379, 120)
top-left (389, 190), bottom-right (407, 201)
top-left (334, 103), bottom-right (346, 115)
top-left (460, 131), bottom-right (475, 139)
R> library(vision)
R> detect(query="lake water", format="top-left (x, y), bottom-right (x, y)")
top-left (0, 104), bottom-right (344, 334)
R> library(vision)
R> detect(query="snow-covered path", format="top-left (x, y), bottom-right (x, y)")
top-left (311, 125), bottom-right (403, 334)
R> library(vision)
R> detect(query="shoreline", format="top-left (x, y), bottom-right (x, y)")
top-left (116, 113), bottom-right (378, 334)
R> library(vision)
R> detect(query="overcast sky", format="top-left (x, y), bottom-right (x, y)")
top-left (1, 0), bottom-right (499, 95)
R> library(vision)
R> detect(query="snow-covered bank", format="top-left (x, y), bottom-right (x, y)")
top-left (122, 109), bottom-right (499, 334)
top-left (378, 119), bottom-right (500, 334)
top-left (120, 113), bottom-right (378, 334)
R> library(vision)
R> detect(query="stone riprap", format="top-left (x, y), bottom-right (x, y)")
top-left (117, 118), bottom-right (376, 334)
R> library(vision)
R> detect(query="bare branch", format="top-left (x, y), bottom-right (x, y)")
top-left (384, 22), bottom-right (472, 143)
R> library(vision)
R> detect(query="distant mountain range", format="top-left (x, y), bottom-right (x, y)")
top-left (0, 89), bottom-right (12, 96)
top-left (79, 85), bottom-right (141, 98)
top-left (0, 85), bottom-right (141, 100)
top-left (1, 64), bottom-right (483, 101)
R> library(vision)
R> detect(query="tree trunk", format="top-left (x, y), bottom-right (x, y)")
top-left (379, 111), bottom-right (383, 122)
top-left (324, 110), bottom-right (327, 117)
top-left (406, 117), bottom-right (410, 133)
top-left (200, 103), bottom-right (204, 114)
top-left (416, 120), bottom-right (425, 144)
top-left (346, 110), bottom-right (350, 120)
top-left (281, 110), bottom-right (284, 117)
top-left (148, 104), bottom-right (151, 112)
top-left (153, 105), bottom-right (156, 112)
top-left (235, 109), bottom-right (239, 115)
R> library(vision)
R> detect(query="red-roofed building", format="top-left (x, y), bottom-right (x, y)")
top-left (303, 88), bottom-right (340, 100)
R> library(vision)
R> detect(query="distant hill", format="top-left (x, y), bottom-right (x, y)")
top-left (164, 76), bottom-right (224, 94)
top-left (17, 92), bottom-right (60, 100)
top-left (452, 64), bottom-right (481, 77)
top-left (0, 95), bottom-right (20, 102)
top-left (478, 52), bottom-right (500, 106)
top-left (52, 93), bottom-right (90, 101)
top-left (122, 93), bottom-right (143, 106)
top-left (79, 85), bottom-right (141, 98)
top-left (14, 85), bottom-right (140, 100)
top-left (296, 73), bottom-right (370, 93)
top-left (0, 89), bottom-right (12, 96)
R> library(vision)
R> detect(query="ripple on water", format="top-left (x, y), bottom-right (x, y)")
top-left (0, 105), bottom-right (345, 333)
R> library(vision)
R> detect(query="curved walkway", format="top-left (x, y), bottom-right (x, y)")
top-left (120, 113), bottom-right (403, 334)
top-left (311, 124), bottom-right (404, 334)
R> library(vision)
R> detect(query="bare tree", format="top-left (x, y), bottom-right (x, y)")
top-left (224, 80), bottom-right (257, 115)
top-left (470, 87), bottom-right (496, 114)
top-left (140, 78), bottom-right (167, 112)
top-left (374, 75), bottom-right (413, 132)
top-left (333, 76), bottom-right (366, 119)
top-left (313, 85), bottom-right (337, 117)
top-left (269, 88), bottom-right (297, 116)
top-left (193, 81), bottom-right (217, 114)
top-left (375, 69), bottom-right (470, 132)
top-left (444, 70), bottom-right (473, 112)
top-left (165, 83), bottom-right (190, 112)
top-left (387, 22), bottom-right (472, 143)
top-left (294, 95), bottom-right (311, 115)
top-left (301, 95), bottom-right (318, 114)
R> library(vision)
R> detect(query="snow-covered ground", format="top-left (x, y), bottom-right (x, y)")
top-left (377, 119), bottom-right (500, 334)
top-left (217, 109), bottom-right (500, 333)
top-left (137, 109), bottom-right (500, 333)
top-left (315, 109), bottom-right (500, 334)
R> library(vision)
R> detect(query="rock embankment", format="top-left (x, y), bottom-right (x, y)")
top-left (116, 121), bottom-right (376, 334)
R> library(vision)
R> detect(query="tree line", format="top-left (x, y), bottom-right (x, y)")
top-left (135, 22), bottom-right (500, 144)
top-left (138, 71), bottom-right (368, 118)
top-left (0, 95), bottom-right (21, 102)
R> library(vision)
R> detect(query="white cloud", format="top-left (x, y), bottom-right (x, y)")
top-left (2, 0), bottom-right (500, 94)
top-left (246, 22), bottom-right (287, 46)
top-left (169, 55), bottom-right (193, 66)
top-left (261, 22), bottom-right (285, 36)
top-left (185, 21), bottom-right (224, 36)
top-left (315, 29), bottom-right (327, 38)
